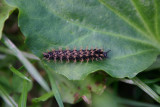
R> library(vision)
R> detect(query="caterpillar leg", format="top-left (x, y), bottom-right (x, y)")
top-left (80, 58), bottom-right (84, 64)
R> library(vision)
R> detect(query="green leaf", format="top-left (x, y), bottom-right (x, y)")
top-left (32, 92), bottom-right (54, 103)
top-left (6, 0), bottom-right (160, 79)
top-left (18, 80), bottom-right (28, 107)
top-left (53, 71), bottom-right (106, 104)
top-left (153, 85), bottom-right (160, 95)
top-left (0, 84), bottom-right (18, 107)
top-left (11, 73), bottom-right (32, 93)
top-left (9, 65), bottom-right (31, 82)
top-left (0, 0), bottom-right (15, 39)
top-left (92, 91), bottom-right (119, 107)
top-left (93, 90), bottom-right (160, 107)
top-left (146, 57), bottom-right (160, 71)
top-left (0, 76), bottom-right (12, 92)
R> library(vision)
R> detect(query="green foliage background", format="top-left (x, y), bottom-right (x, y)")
top-left (5, 0), bottom-right (160, 80)
top-left (0, 0), bottom-right (160, 107)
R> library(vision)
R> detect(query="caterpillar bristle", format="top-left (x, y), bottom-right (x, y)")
top-left (80, 46), bottom-right (83, 51)
top-left (43, 47), bottom-right (110, 63)
top-left (59, 47), bottom-right (62, 51)
top-left (74, 59), bottom-right (77, 63)
top-left (96, 58), bottom-right (98, 61)
top-left (80, 58), bottom-right (84, 64)
top-left (99, 57), bottom-right (102, 60)
top-left (91, 57), bottom-right (94, 62)
top-left (66, 46), bottom-right (69, 50)
top-left (86, 58), bottom-right (89, 63)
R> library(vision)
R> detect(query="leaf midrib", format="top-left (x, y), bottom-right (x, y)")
top-left (36, 29), bottom-right (156, 52)
top-left (22, 0), bottom-right (157, 50)
top-left (34, 0), bottom-right (157, 45)
top-left (98, 0), bottom-right (150, 39)
top-left (112, 49), bottom-right (157, 60)
top-left (130, 0), bottom-right (155, 39)
top-left (98, 0), bottom-right (160, 49)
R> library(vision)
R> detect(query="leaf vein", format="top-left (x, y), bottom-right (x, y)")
top-left (130, 0), bottom-right (155, 38)
top-left (98, 0), bottom-right (150, 39)
top-left (33, 0), bottom-right (156, 48)
top-left (112, 49), bottom-right (157, 60)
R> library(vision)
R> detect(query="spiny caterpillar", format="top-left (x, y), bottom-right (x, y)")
top-left (43, 47), bottom-right (110, 63)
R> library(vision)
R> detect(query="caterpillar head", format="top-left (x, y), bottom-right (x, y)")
top-left (103, 50), bottom-right (111, 58)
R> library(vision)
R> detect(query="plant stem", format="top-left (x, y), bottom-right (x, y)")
top-left (131, 77), bottom-right (160, 103)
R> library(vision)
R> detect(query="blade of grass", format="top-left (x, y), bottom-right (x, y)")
top-left (9, 65), bottom-right (31, 82)
top-left (0, 84), bottom-right (18, 107)
top-left (32, 92), bottom-right (54, 103)
top-left (142, 78), bottom-right (160, 84)
top-left (42, 61), bottom-right (64, 107)
top-left (131, 77), bottom-right (160, 103)
top-left (1, 35), bottom-right (50, 92)
top-left (0, 47), bottom-right (40, 60)
top-left (117, 97), bottom-right (160, 107)
top-left (153, 85), bottom-right (160, 95)
top-left (121, 78), bottom-right (160, 85)
top-left (10, 65), bottom-right (31, 107)
top-left (18, 80), bottom-right (28, 107)
top-left (0, 54), bottom-right (6, 59)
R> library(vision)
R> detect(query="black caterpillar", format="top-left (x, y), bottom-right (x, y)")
top-left (43, 48), bottom-right (110, 63)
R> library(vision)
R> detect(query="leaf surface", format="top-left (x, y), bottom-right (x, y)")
top-left (54, 72), bottom-right (106, 104)
top-left (6, 0), bottom-right (160, 79)
top-left (0, 0), bottom-right (14, 39)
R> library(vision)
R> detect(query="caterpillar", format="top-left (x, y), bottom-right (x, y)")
top-left (43, 47), bottom-right (110, 63)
